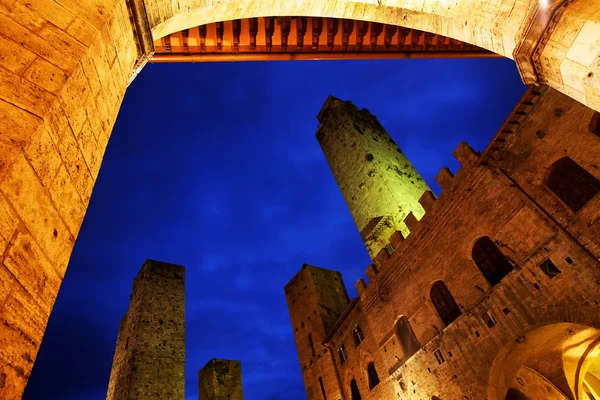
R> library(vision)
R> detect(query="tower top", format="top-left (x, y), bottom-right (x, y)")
top-left (198, 359), bottom-right (243, 400)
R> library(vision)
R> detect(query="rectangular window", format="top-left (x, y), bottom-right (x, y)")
top-left (481, 310), bottom-right (497, 328)
top-left (434, 349), bottom-right (445, 365)
top-left (338, 344), bottom-right (347, 363)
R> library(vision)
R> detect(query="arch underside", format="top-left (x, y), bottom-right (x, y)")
top-left (150, 17), bottom-right (497, 62)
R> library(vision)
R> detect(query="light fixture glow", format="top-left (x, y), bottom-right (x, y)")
top-left (540, 0), bottom-right (549, 8)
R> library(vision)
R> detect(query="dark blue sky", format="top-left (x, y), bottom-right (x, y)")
top-left (24, 58), bottom-right (526, 400)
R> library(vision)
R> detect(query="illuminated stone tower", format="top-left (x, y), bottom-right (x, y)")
top-left (284, 264), bottom-right (349, 399)
top-left (198, 359), bottom-right (244, 400)
top-left (316, 96), bottom-right (431, 258)
top-left (106, 260), bottom-right (185, 400)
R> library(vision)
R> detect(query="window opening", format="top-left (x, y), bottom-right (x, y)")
top-left (472, 236), bottom-right (513, 286)
top-left (350, 379), bottom-right (361, 400)
top-left (545, 157), bottom-right (600, 212)
top-left (481, 310), bottom-right (497, 328)
top-left (396, 316), bottom-right (420, 359)
top-left (540, 259), bottom-right (561, 278)
top-left (367, 362), bottom-right (380, 390)
top-left (353, 325), bottom-right (364, 346)
top-left (430, 281), bottom-right (462, 326)
top-left (434, 349), bottom-right (445, 365)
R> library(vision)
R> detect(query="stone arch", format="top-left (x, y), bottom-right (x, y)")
top-left (143, 0), bottom-right (600, 113)
top-left (487, 305), bottom-right (600, 400)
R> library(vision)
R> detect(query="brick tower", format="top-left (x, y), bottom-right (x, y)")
top-left (284, 264), bottom-right (350, 400)
top-left (198, 358), bottom-right (244, 400)
top-left (316, 96), bottom-right (431, 258)
top-left (106, 259), bottom-right (186, 400)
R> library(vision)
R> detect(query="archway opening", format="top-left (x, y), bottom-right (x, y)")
top-left (488, 323), bottom-right (600, 400)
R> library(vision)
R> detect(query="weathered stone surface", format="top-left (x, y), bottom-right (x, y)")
top-left (199, 359), bottom-right (244, 400)
top-left (106, 260), bottom-right (186, 400)
top-left (316, 97), bottom-right (431, 258)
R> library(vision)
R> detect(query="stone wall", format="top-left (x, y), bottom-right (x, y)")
top-left (287, 86), bottom-right (600, 399)
top-left (106, 259), bottom-right (186, 400)
top-left (0, 0), bottom-right (137, 397)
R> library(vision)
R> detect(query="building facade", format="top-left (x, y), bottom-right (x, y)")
top-left (286, 87), bottom-right (600, 400)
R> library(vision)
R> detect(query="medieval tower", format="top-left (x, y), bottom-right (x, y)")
top-left (288, 89), bottom-right (600, 400)
top-left (284, 264), bottom-right (351, 399)
top-left (315, 96), bottom-right (432, 258)
top-left (106, 259), bottom-right (186, 400)
top-left (198, 358), bottom-right (244, 400)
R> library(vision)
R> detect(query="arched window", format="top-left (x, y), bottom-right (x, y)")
top-left (545, 157), bottom-right (600, 212)
top-left (318, 377), bottom-right (327, 400)
top-left (396, 316), bottom-right (420, 359)
top-left (472, 236), bottom-right (514, 286)
top-left (350, 379), bottom-right (361, 400)
top-left (367, 362), bottom-right (380, 390)
top-left (505, 388), bottom-right (529, 400)
top-left (430, 281), bottom-right (461, 327)
top-left (353, 325), bottom-right (364, 346)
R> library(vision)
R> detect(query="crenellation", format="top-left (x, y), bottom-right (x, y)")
top-left (417, 190), bottom-right (436, 212)
top-left (402, 211), bottom-right (419, 235)
top-left (452, 141), bottom-right (479, 165)
top-left (434, 166), bottom-right (454, 190)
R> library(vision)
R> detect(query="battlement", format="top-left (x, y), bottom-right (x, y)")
top-left (350, 139), bottom-right (484, 298)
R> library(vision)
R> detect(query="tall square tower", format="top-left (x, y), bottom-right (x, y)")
top-left (106, 259), bottom-right (186, 400)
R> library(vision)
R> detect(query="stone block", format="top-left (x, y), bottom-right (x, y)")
top-left (23, 57), bottom-right (68, 94)
top-left (76, 120), bottom-right (101, 180)
top-left (0, 66), bottom-right (56, 118)
top-left (0, 99), bottom-right (43, 146)
top-left (58, 128), bottom-right (94, 203)
top-left (0, 153), bottom-right (73, 267)
top-left (66, 16), bottom-right (98, 47)
top-left (0, 34), bottom-right (37, 75)
top-left (38, 23), bottom-right (88, 66)
top-left (24, 125), bottom-right (62, 189)
top-left (3, 231), bottom-right (62, 313)
top-left (49, 164), bottom-right (85, 243)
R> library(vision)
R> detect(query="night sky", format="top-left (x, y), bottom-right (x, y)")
top-left (24, 58), bottom-right (526, 400)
